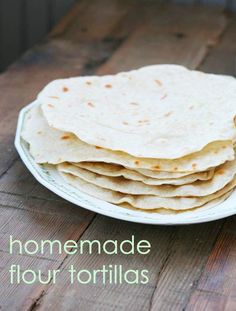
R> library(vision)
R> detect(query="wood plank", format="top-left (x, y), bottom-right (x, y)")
top-left (200, 18), bottom-right (236, 76)
top-left (98, 4), bottom-right (227, 73)
top-left (0, 160), bottom-right (66, 201)
top-left (36, 219), bottom-right (224, 311)
top-left (185, 217), bottom-right (236, 311)
top-left (33, 4), bottom-right (229, 311)
top-left (0, 195), bottom-right (94, 310)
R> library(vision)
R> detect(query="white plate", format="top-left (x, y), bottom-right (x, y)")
top-left (15, 101), bottom-right (236, 225)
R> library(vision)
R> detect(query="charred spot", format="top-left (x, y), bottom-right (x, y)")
top-left (87, 102), bottom-right (95, 107)
top-left (95, 146), bottom-right (102, 149)
top-left (86, 81), bottom-right (92, 85)
top-left (155, 80), bottom-right (162, 86)
top-left (105, 84), bottom-right (112, 88)
top-left (217, 169), bottom-right (225, 175)
top-left (152, 165), bottom-right (161, 170)
top-left (61, 135), bottom-right (71, 140)
top-left (134, 160), bottom-right (140, 165)
top-left (63, 87), bottom-right (69, 92)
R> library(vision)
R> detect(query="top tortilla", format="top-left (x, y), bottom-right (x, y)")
top-left (21, 106), bottom-right (234, 172)
top-left (39, 64), bottom-right (236, 158)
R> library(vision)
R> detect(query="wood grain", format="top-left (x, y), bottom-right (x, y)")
top-left (0, 194), bottom-right (94, 310)
top-left (0, 1), bottom-right (235, 310)
top-left (98, 4), bottom-right (227, 73)
top-left (200, 18), bottom-right (236, 76)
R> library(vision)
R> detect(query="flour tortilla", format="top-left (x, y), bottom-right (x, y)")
top-left (73, 162), bottom-right (214, 185)
top-left (59, 171), bottom-right (236, 210)
top-left (21, 106), bottom-right (234, 172)
top-left (58, 160), bottom-right (236, 197)
top-left (120, 191), bottom-right (232, 214)
top-left (133, 168), bottom-right (207, 179)
top-left (39, 65), bottom-right (236, 158)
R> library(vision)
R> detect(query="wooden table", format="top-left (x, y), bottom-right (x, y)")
top-left (1, 1), bottom-right (236, 310)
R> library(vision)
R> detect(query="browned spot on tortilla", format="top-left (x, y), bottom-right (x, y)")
top-left (217, 169), bottom-right (225, 175)
top-left (152, 165), bottom-right (161, 170)
top-left (192, 163), bottom-right (197, 169)
top-left (164, 111), bottom-right (172, 117)
top-left (189, 105), bottom-right (194, 110)
top-left (234, 116), bottom-right (236, 126)
top-left (222, 145), bottom-right (227, 149)
top-left (138, 119), bottom-right (149, 124)
top-left (130, 102), bottom-right (139, 106)
top-left (49, 96), bottom-right (59, 99)
top-left (135, 160), bottom-right (140, 165)
top-left (214, 151), bottom-right (218, 154)
top-left (37, 131), bottom-right (42, 134)
top-left (105, 84), bottom-right (112, 88)
top-left (95, 146), bottom-right (102, 149)
top-left (155, 80), bottom-right (162, 86)
top-left (86, 81), bottom-right (92, 85)
top-left (63, 87), bottom-right (69, 92)
top-left (173, 167), bottom-right (178, 171)
top-left (47, 104), bottom-right (54, 108)
top-left (161, 93), bottom-right (167, 100)
top-left (123, 121), bottom-right (129, 125)
top-left (87, 102), bottom-right (94, 108)
top-left (61, 135), bottom-right (71, 140)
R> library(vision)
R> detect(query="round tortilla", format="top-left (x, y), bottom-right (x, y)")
top-left (39, 65), bottom-right (236, 158)
top-left (73, 162), bottom-right (214, 185)
top-left (59, 171), bottom-right (236, 210)
top-left (21, 106), bottom-right (234, 173)
top-left (58, 161), bottom-right (236, 197)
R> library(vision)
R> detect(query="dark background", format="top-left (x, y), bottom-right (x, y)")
top-left (0, 0), bottom-right (235, 72)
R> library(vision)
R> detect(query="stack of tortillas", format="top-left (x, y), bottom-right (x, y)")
top-left (21, 65), bottom-right (236, 214)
